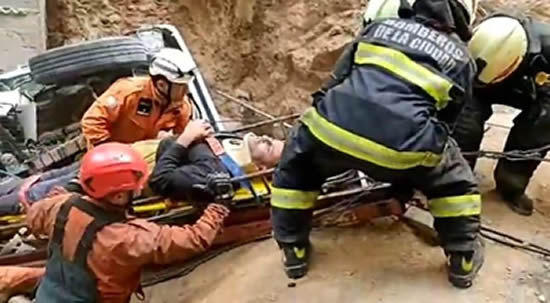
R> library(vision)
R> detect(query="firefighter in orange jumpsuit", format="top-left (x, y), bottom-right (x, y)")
top-left (81, 48), bottom-right (195, 148)
top-left (24, 142), bottom-right (229, 302)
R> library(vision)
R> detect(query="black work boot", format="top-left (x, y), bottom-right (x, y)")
top-left (446, 239), bottom-right (484, 289)
top-left (497, 186), bottom-right (533, 216)
top-left (502, 193), bottom-right (534, 216)
top-left (279, 242), bottom-right (311, 279)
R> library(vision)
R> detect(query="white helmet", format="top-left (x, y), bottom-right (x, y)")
top-left (468, 15), bottom-right (528, 84)
top-left (362, 0), bottom-right (478, 25)
top-left (149, 48), bottom-right (195, 84)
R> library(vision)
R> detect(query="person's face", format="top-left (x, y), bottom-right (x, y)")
top-left (155, 79), bottom-right (188, 104)
top-left (247, 133), bottom-right (284, 169)
top-left (170, 82), bottom-right (188, 103)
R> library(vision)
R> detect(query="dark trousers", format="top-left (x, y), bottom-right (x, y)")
top-left (271, 124), bottom-right (481, 253)
top-left (453, 87), bottom-right (550, 199)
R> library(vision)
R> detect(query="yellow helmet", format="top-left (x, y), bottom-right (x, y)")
top-left (363, 0), bottom-right (478, 25)
top-left (468, 15), bottom-right (528, 84)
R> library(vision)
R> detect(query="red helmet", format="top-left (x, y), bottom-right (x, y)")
top-left (79, 143), bottom-right (148, 201)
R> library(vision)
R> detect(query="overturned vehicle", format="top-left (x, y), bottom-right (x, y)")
top-left (0, 25), bottom-right (221, 178)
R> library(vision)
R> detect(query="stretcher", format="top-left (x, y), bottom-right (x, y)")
top-left (0, 169), bottom-right (405, 261)
top-left (0, 169), bottom-right (272, 227)
top-left (0, 168), bottom-right (409, 303)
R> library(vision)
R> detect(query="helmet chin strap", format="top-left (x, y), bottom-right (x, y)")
top-left (152, 76), bottom-right (173, 105)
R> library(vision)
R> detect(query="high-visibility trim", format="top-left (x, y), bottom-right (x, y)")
top-left (270, 187), bottom-right (319, 210)
top-left (301, 108), bottom-right (442, 169)
top-left (354, 42), bottom-right (454, 110)
top-left (429, 194), bottom-right (482, 218)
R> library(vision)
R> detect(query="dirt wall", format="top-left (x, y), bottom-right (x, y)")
top-left (46, 0), bottom-right (364, 119)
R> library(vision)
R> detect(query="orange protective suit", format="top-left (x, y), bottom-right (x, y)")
top-left (81, 76), bottom-right (192, 148)
top-left (0, 266), bottom-right (44, 303)
top-left (25, 193), bottom-right (229, 303)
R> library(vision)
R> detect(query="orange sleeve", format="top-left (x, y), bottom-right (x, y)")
top-left (0, 266), bottom-right (45, 297)
top-left (172, 95), bottom-right (192, 134)
top-left (117, 204), bottom-right (229, 266)
top-left (25, 193), bottom-right (72, 238)
top-left (81, 84), bottom-right (128, 147)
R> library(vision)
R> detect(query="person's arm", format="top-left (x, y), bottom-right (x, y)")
top-left (148, 142), bottom-right (192, 199)
top-left (149, 120), bottom-right (213, 199)
top-left (120, 204), bottom-right (230, 265)
top-left (173, 95), bottom-right (193, 134)
top-left (438, 58), bottom-right (477, 130)
top-left (158, 94), bottom-right (193, 135)
top-left (149, 142), bottom-right (222, 200)
top-left (25, 193), bottom-right (73, 238)
top-left (81, 84), bottom-right (127, 147)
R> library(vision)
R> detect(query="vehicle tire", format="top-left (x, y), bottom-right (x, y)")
top-left (29, 37), bottom-right (149, 85)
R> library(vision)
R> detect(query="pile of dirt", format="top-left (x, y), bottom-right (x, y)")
top-left (478, 0), bottom-right (550, 20)
top-left (46, 0), bottom-right (364, 120)
top-left (45, 0), bottom-right (550, 121)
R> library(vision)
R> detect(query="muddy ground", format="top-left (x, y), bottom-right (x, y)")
top-left (133, 107), bottom-right (550, 303)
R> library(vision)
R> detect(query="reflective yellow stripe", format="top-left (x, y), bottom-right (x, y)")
top-left (429, 194), bottom-right (482, 218)
top-left (132, 202), bottom-right (168, 213)
top-left (301, 108), bottom-right (442, 169)
top-left (354, 42), bottom-right (453, 110)
top-left (270, 187), bottom-right (319, 210)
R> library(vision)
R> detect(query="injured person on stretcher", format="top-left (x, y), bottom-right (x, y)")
top-left (0, 125), bottom-right (285, 302)
top-left (0, 122), bottom-right (285, 217)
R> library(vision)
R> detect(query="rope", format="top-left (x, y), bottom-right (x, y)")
top-left (463, 144), bottom-right (550, 163)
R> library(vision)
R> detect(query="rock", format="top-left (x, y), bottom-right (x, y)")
top-left (287, 282), bottom-right (296, 288)
top-left (539, 294), bottom-right (546, 303)
top-left (544, 262), bottom-right (550, 270)
top-left (506, 266), bottom-right (512, 272)
top-left (235, 89), bottom-right (252, 101)
top-left (344, 270), bottom-right (356, 277)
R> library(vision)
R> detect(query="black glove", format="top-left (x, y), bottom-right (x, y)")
top-left (191, 172), bottom-right (234, 207)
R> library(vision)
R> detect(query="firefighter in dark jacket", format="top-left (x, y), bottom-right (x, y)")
top-left (453, 15), bottom-right (550, 216)
top-left (270, 0), bottom-right (484, 288)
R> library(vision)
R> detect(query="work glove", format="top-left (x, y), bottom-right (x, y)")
top-left (191, 172), bottom-right (234, 208)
